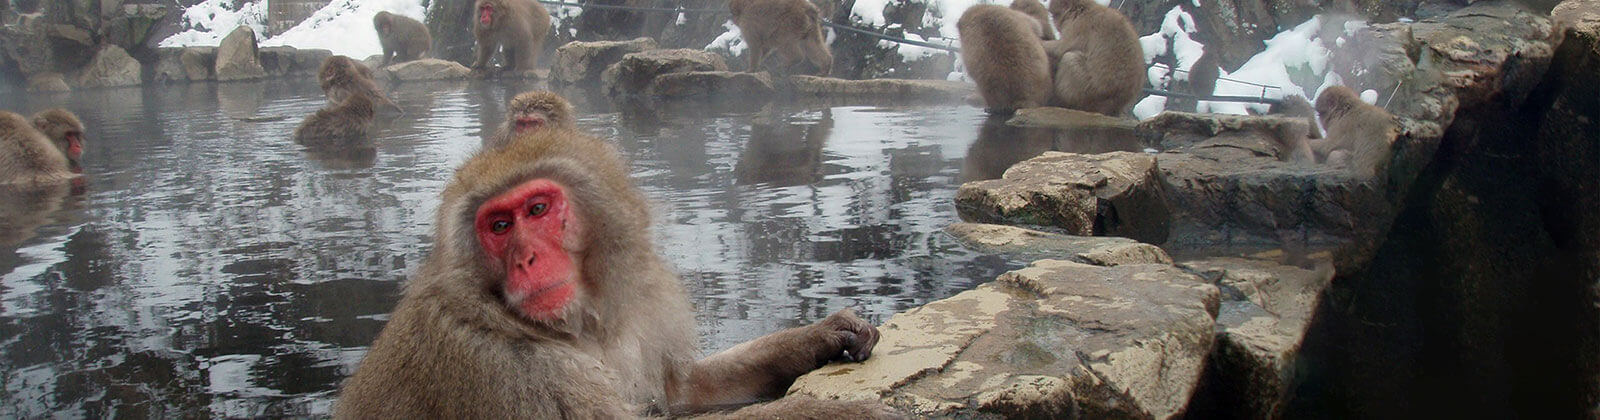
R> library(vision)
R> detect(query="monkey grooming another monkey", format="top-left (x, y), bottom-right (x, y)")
top-left (472, 0), bottom-right (552, 76)
top-left (1043, 0), bottom-right (1144, 116)
top-left (729, 0), bottom-right (834, 76)
top-left (1010, 0), bottom-right (1055, 40)
top-left (293, 89), bottom-right (377, 149)
top-left (0, 111), bottom-right (79, 185)
top-left (334, 128), bottom-right (894, 418)
top-left (317, 56), bottom-right (401, 115)
top-left (373, 11), bottom-right (431, 66)
top-left (483, 90), bottom-right (578, 149)
top-left (958, 5), bottom-right (1053, 115)
top-left (1311, 85), bottom-right (1399, 179)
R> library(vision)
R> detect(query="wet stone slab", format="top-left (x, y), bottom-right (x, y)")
top-left (955, 151), bottom-right (1171, 245)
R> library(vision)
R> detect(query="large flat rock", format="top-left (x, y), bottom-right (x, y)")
top-left (550, 37), bottom-right (657, 87)
top-left (790, 260), bottom-right (1219, 419)
top-left (785, 75), bottom-right (973, 104)
top-left (956, 151), bottom-right (1171, 244)
top-left (382, 58), bottom-right (471, 81)
top-left (945, 223), bottom-right (1172, 267)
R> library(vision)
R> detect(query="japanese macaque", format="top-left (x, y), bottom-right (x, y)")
top-left (1009, 0), bottom-right (1055, 40)
top-left (30, 108), bottom-right (85, 168)
top-left (293, 89), bottom-right (376, 148)
top-left (1311, 85), bottom-right (1399, 179)
top-left (1043, 0), bottom-right (1144, 116)
top-left (0, 110), bottom-right (78, 185)
top-left (334, 128), bottom-right (895, 418)
top-left (471, 0), bottom-right (552, 75)
top-left (373, 11), bottom-right (432, 66)
top-left (317, 56), bottom-right (401, 115)
top-left (958, 5), bottom-right (1053, 115)
top-left (1184, 49), bottom-right (1220, 112)
top-left (729, 0), bottom-right (834, 76)
top-left (1270, 93), bottom-right (1321, 139)
top-left (483, 91), bottom-right (578, 149)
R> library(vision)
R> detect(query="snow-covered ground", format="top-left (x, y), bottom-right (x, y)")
top-left (160, 0), bottom-right (427, 59)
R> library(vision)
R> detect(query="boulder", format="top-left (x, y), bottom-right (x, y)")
top-left (258, 46), bottom-right (330, 77)
top-left (24, 72), bottom-right (69, 92)
top-left (790, 260), bottom-right (1220, 419)
top-left (214, 26), bottom-right (265, 81)
top-left (101, 3), bottom-right (168, 51)
top-left (945, 223), bottom-right (1173, 267)
top-left (956, 151), bottom-right (1171, 244)
top-left (73, 45), bottom-right (140, 88)
top-left (550, 37), bottom-right (658, 87)
top-left (785, 75), bottom-right (973, 103)
top-left (646, 71), bottom-right (773, 106)
top-left (381, 58), bottom-right (471, 81)
top-left (152, 47), bottom-right (188, 83)
top-left (601, 49), bottom-right (727, 98)
top-left (1008, 106), bottom-right (1139, 132)
top-left (179, 47), bottom-right (217, 81)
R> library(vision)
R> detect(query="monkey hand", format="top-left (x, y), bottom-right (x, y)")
top-left (814, 309), bottom-right (879, 363)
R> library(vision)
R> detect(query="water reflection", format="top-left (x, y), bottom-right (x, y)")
top-left (960, 114), bottom-right (1146, 182)
top-left (0, 81), bottom-right (1022, 416)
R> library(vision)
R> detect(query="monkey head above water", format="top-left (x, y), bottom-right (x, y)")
top-left (483, 91), bottom-right (577, 150)
top-left (30, 108), bottom-right (85, 167)
top-left (317, 56), bottom-right (401, 115)
top-left (335, 128), bottom-right (897, 418)
top-left (0, 109), bottom-right (83, 185)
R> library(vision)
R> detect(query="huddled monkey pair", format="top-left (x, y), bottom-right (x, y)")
top-left (294, 56), bottom-right (396, 146)
top-left (334, 90), bottom-right (899, 419)
top-left (959, 0), bottom-right (1143, 116)
top-left (0, 108), bottom-right (85, 185)
top-left (1271, 86), bottom-right (1401, 179)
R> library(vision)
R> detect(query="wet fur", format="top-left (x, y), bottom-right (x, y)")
top-left (1312, 86), bottom-right (1399, 179)
top-left (374, 12), bottom-right (432, 66)
top-left (1043, 0), bottom-right (1144, 116)
top-left (958, 5), bottom-right (1052, 115)
top-left (318, 56), bottom-right (400, 113)
top-left (30, 108), bottom-right (84, 167)
top-left (483, 91), bottom-right (578, 150)
top-left (334, 129), bottom-right (893, 418)
top-left (294, 90), bottom-right (377, 149)
top-left (472, 0), bottom-right (552, 73)
top-left (0, 110), bottom-right (78, 185)
top-left (729, 0), bottom-right (833, 76)
top-left (1009, 0), bottom-right (1055, 40)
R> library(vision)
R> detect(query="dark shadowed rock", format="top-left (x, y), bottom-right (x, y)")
top-left (381, 58), bottom-right (471, 81)
top-left (550, 37), bottom-right (658, 87)
top-left (73, 45), bottom-right (140, 88)
top-left (601, 48), bottom-right (727, 98)
top-left (956, 151), bottom-right (1171, 244)
top-left (214, 26), bottom-right (265, 81)
top-left (791, 259), bottom-right (1219, 419)
top-left (179, 47), bottom-right (216, 81)
top-left (152, 47), bottom-right (189, 83)
top-left (24, 72), bottom-right (68, 92)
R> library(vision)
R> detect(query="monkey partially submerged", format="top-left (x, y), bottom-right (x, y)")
top-left (373, 11), bottom-right (431, 66)
top-left (958, 5), bottom-right (1053, 115)
top-left (483, 90), bottom-right (577, 150)
top-left (293, 89), bottom-right (377, 149)
top-left (335, 128), bottom-right (898, 418)
top-left (0, 109), bottom-right (84, 185)
top-left (472, 0), bottom-right (552, 76)
top-left (317, 56), bottom-right (401, 115)
top-left (730, 0), bottom-right (834, 76)
top-left (1043, 0), bottom-right (1144, 116)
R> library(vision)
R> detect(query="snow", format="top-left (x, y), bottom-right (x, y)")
top-left (160, 0), bottom-right (427, 59)
top-left (705, 21), bottom-right (747, 56)
top-left (1204, 15), bottom-right (1357, 116)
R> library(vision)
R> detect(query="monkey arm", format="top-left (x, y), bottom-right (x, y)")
top-left (670, 309), bottom-right (879, 412)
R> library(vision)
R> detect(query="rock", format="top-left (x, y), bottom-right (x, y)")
top-left (1009, 106), bottom-right (1139, 131)
top-left (152, 47), bottom-right (188, 83)
top-left (601, 49), bottom-right (727, 98)
top-left (180, 47), bottom-right (217, 81)
top-left (945, 223), bottom-right (1173, 266)
top-left (25, 72), bottom-right (69, 92)
top-left (381, 58), bottom-right (472, 81)
top-left (785, 75), bottom-right (974, 103)
top-left (101, 3), bottom-right (168, 51)
top-left (646, 71), bottom-right (774, 106)
top-left (214, 26), bottom-right (266, 81)
top-left (550, 37), bottom-right (658, 87)
top-left (790, 260), bottom-right (1220, 419)
top-left (258, 46), bottom-right (330, 77)
top-left (73, 45), bottom-right (140, 88)
top-left (956, 151), bottom-right (1171, 244)
top-left (1136, 111), bottom-right (1310, 151)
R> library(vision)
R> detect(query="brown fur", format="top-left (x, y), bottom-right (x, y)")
top-left (1270, 93), bottom-right (1321, 139)
top-left (958, 5), bottom-right (1052, 115)
top-left (30, 108), bottom-right (85, 167)
top-left (472, 0), bottom-right (552, 74)
top-left (1043, 0), bottom-right (1144, 116)
top-left (318, 56), bottom-right (401, 114)
top-left (730, 0), bottom-right (834, 76)
top-left (1311, 85), bottom-right (1399, 179)
top-left (1185, 49), bottom-right (1220, 112)
top-left (1010, 0), bottom-right (1055, 40)
top-left (0, 111), bottom-right (75, 185)
top-left (334, 128), bottom-right (891, 418)
top-left (483, 91), bottom-right (578, 149)
top-left (374, 11), bottom-right (432, 66)
top-left (294, 90), bottom-right (377, 149)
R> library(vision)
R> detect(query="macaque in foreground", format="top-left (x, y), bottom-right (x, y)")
top-left (472, 0), bottom-right (551, 75)
top-left (373, 11), bottom-right (431, 66)
top-left (958, 5), bottom-right (1053, 115)
top-left (729, 0), bottom-right (834, 76)
top-left (1311, 85), bottom-right (1399, 179)
top-left (1010, 0), bottom-right (1055, 40)
top-left (317, 56), bottom-right (401, 114)
top-left (1043, 0), bottom-right (1145, 116)
top-left (334, 128), bottom-right (898, 418)
top-left (483, 90), bottom-right (577, 149)
top-left (0, 109), bottom-right (83, 185)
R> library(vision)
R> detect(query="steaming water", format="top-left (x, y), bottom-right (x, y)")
top-left (0, 80), bottom-right (1139, 417)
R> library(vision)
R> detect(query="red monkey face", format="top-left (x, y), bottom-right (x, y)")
top-left (64, 131), bottom-right (82, 159)
top-left (474, 179), bottom-right (581, 321)
top-left (513, 109), bottom-right (549, 133)
top-left (479, 3), bottom-right (494, 26)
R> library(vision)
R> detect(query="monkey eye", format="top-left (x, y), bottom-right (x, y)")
top-left (528, 202), bottom-right (548, 216)
top-left (491, 220), bottom-right (511, 234)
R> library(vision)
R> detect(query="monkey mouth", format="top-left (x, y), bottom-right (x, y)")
top-left (66, 135), bottom-right (83, 158)
top-left (514, 118), bottom-right (545, 132)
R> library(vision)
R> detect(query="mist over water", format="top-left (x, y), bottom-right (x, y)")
top-left (0, 80), bottom-right (1034, 417)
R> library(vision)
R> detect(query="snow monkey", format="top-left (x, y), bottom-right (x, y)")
top-left (1010, 0), bottom-right (1055, 40)
top-left (0, 110), bottom-right (82, 185)
top-left (729, 0), bottom-right (835, 76)
top-left (482, 90), bottom-right (577, 150)
top-left (373, 11), bottom-right (431, 66)
top-left (293, 87), bottom-right (377, 149)
top-left (471, 0), bottom-right (552, 75)
top-left (1043, 0), bottom-right (1145, 116)
top-left (958, 5), bottom-right (1053, 115)
top-left (1312, 85), bottom-right (1399, 179)
top-left (333, 127), bottom-right (899, 419)
top-left (317, 56), bottom-right (401, 114)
